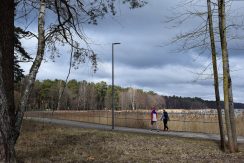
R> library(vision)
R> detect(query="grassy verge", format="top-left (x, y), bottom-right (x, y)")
top-left (16, 120), bottom-right (244, 163)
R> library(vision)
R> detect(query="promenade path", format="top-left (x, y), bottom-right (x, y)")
top-left (25, 117), bottom-right (244, 143)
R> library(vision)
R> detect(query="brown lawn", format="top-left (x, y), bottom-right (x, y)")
top-left (16, 120), bottom-right (244, 163)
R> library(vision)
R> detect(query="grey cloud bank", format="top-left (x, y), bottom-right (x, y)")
top-left (20, 0), bottom-right (244, 103)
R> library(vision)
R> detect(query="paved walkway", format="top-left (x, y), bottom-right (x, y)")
top-left (25, 117), bottom-right (244, 143)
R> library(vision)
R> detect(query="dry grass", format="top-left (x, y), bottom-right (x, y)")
top-left (26, 110), bottom-right (244, 136)
top-left (16, 120), bottom-right (244, 163)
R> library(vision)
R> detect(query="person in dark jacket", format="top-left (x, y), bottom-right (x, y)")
top-left (160, 109), bottom-right (169, 131)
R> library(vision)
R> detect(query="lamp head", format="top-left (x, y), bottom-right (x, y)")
top-left (112, 42), bottom-right (121, 45)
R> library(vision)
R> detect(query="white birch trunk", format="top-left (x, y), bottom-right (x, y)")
top-left (14, 0), bottom-right (46, 142)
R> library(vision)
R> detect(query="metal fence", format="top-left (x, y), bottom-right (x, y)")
top-left (25, 109), bottom-right (244, 136)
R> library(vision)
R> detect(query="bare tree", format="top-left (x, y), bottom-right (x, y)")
top-left (207, 0), bottom-right (226, 151)
top-left (128, 87), bottom-right (136, 110)
top-left (1, 0), bottom-right (148, 161)
top-left (217, 0), bottom-right (238, 152)
top-left (14, 0), bottom-right (47, 143)
top-left (166, 0), bottom-right (241, 152)
top-left (13, 0), bottom-right (146, 138)
top-left (79, 81), bottom-right (88, 110)
top-left (119, 91), bottom-right (129, 110)
top-left (56, 47), bottom-right (73, 111)
top-left (57, 80), bottom-right (64, 110)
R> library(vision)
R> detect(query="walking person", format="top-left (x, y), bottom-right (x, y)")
top-left (150, 106), bottom-right (159, 131)
top-left (161, 109), bottom-right (169, 131)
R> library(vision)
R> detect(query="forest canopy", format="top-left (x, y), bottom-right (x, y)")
top-left (15, 79), bottom-right (244, 110)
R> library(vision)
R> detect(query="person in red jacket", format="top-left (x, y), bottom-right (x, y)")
top-left (150, 105), bottom-right (159, 131)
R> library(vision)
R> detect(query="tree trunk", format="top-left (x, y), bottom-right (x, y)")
top-left (228, 75), bottom-right (238, 151)
top-left (57, 80), bottom-right (63, 110)
top-left (0, 50), bottom-right (16, 163)
top-left (14, 0), bottom-right (46, 142)
top-left (57, 48), bottom-right (73, 111)
top-left (129, 88), bottom-right (136, 110)
top-left (83, 84), bottom-right (86, 110)
top-left (207, 0), bottom-right (226, 151)
top-left (132, 89), bottom-right (135, 110)
top-left (0, 0), bottom-right (16, 162)
top-left (77, 83), bottom-right (82, 110)
top-left (218, 0), bottom-right (238, 152)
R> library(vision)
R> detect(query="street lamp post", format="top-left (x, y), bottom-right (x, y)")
top-left (112, 42), bottom-right (121, 130)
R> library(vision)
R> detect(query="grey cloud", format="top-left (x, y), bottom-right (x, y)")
top-left (19, 0), bottom-right (244, 103)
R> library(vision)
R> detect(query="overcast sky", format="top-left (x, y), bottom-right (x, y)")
top-left (19, 0), bottom-right (244, 103)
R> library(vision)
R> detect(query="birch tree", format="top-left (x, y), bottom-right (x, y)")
top-left (128, 87), bottom-right (136, 110)
top-left (14, 0), bottom-right (47, 144)
top-left (14, 0), bottom-right (147, 137)
top-left (0, 0), bottom-right (147, 161)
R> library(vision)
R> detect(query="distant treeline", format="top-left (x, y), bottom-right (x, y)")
top-left (14, 79), bottom-right (244, 110)
top-left (205, 100), bottom-right (244, 109)
top-left (164, 96), bottom-right (244, 109)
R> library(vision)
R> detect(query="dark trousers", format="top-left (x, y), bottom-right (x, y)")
top-left (163, 119), bottom-right (168, 131)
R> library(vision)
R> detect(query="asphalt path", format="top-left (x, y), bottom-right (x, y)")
top-left (25, 117), bottom-right (244, 144)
